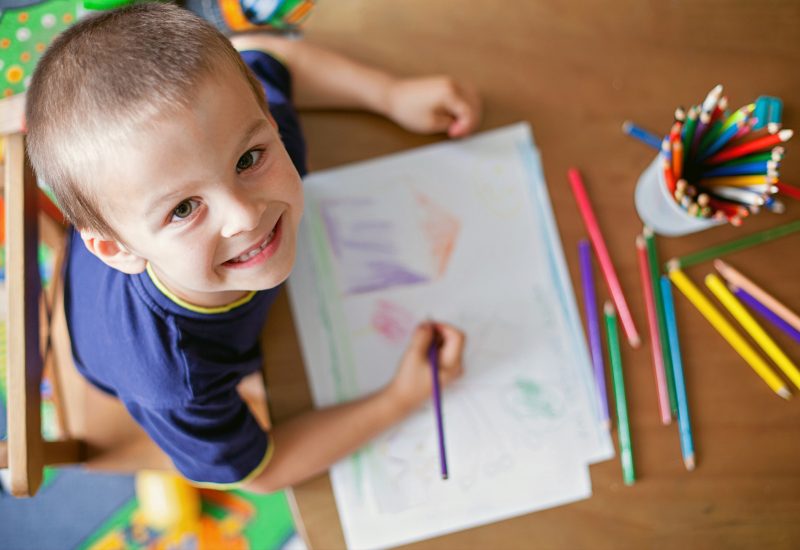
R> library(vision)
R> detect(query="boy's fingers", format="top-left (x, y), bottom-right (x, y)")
top-left (445, 88), bottom-right (481, 137)
top-left (433, 323), bottom-right (465, 373)
top-left (407, 322), bottom-right (435, 358)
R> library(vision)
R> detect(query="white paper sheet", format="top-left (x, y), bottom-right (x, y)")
top-left (288, 123), bottom-right (613, 549)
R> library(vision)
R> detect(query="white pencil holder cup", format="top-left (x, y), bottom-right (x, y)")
top-left (634, 156), bottom-right (723, 236)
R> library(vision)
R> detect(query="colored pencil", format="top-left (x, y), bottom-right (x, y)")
top-left (636, 235), bottom-right (671, 424)
top-left (776, 181), bottom-right (800, 201)
top-left (644, 227), bottom-right (677, 415)
top-left (682, 106), bottom-right (699, 153)
top-left (753, 96), bottom-right (770, 130)
top-left (604, 301), bottom-right (635, 485)
top-left (699, 118), bottom-right (747, 160)
top-left (672, 139), bottom-right (684, 180)
top-left (668, 268), bottom-right (790, 399)
top-left (702, 161), bottom-right (776, 178)
top-left (706, 275), bottom-right (800, 391)
top-left (699, 175), bottom-right (776, 187)
top-left (660, 275), bottom-right (695, 471)
top-left (717, 148), bottom-right (782, 168)
top-left (705, 129), bottom-right (793, 165)
top-left (733, 285), bottom-right (800, 344)
top-left (666, 219), bottom-right (800, 270)
top-left (706, 187), bottom-right (765, 206)
top-left (691, 85), bottom-right (723, 154)
top-left (568, 168), bottom-right (641, 348)
top-left (767, 98), bottom-right (783, 134)
top-left (622, 120), bottom-right (662, 150)
top-left (714, 260), bottom-right (800, 333)
top-left (578, 239), bottom-right (611, 429)
top-left (427, 333), bottom-right (448, 479)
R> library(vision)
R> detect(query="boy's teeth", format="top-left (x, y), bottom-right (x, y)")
top-left (229, 229), bottom-right (275, 263)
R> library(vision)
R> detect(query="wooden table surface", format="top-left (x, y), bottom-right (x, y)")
top-left (261, 1), bottom-right (800, 548)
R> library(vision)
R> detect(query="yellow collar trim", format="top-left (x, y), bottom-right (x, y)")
top-left (146, 263), bottom-right (256, 314)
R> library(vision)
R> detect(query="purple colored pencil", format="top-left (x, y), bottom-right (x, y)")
top-left (428, 335), bottom-right (449, 479)
top-left (578, 239), bottom-right (611, 429)
top-left (733, 285), bottom-right (800, 344)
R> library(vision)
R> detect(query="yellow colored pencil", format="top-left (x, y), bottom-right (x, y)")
top-left (698, 175), bottom-right (777, 187)
top-left (706, 274), bottom-right (800, 391)
top-left (668, 268), bottom-right (790, 399)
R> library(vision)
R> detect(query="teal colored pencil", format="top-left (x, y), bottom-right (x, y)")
top-left (644, 227), bottom-right (677, 417)
top-left (660, 275), bottom-right (696, 471)
top-left (604, 301), bottom-right (635, 486)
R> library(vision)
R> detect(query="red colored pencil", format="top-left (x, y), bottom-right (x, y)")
top-left (636, 235), bottom-right (672, 425)
top-left (776, 181), bottom-right (800, 201)
top-left (568, 168), bottom-right (641, 348)
top-left (706, 129), bottom-right (793, 165)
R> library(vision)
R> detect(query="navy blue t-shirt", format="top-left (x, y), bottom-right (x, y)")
top-left (65, 51), bottom-right (306, 485)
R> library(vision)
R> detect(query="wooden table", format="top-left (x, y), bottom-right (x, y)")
top-left (262, 1), bottom-right (800, 547)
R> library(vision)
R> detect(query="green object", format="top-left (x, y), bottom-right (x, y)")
top-left (644, 227), bottom-right (677, 416)
top-left (667, 219), bottom-right (800, 270)
top-left (83, 0), bottom-right (134, 9)
top-left (699, 119), bottom-right (724, 153)
top-left (0, 1), bottom-right (83, 98)
top-left (682, 106), bottom-right (698, 163)
top-left (718, 151), bottom-right (775, 167)
top-left (604, 302), bottom-right (635, 486)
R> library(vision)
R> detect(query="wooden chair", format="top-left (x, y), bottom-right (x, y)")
top-left (0, 133), bottom-right (272, 497)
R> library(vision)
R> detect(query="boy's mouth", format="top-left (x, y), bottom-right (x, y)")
top-left (223, 216), bottom-right (282, 266)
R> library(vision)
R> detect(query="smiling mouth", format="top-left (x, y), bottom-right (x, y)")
top-left (224, 218), bottom-right (281, 264)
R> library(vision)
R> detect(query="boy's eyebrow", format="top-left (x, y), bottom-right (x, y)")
top-left (145, 119), bottom-right (271, 214)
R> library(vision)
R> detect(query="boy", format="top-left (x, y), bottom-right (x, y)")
top-left (25, 3), bottom-right (479, 492)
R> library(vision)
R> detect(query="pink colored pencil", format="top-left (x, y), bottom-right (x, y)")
top-left (635, 235), bottom-right (671, 425)
top-left (568, 168), bottom-right (641, 348)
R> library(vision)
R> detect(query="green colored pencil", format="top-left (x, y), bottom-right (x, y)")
top-left (604, 301), bottom-right (635, 486)
top-left (644, 227), bottom-right (677, 416)
top-left (666, 220), bottom-right (800, 271)
top-left (682, 106), bottom-right (698, 155)
top-left (717, 150), bottom-right (779, 167)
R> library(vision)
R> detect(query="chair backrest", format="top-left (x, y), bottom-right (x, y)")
top-left (1, 133), bottom-right (83, 497)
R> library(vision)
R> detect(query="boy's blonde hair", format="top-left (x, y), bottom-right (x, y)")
top-left (25, 3), bottom-right (269, 241)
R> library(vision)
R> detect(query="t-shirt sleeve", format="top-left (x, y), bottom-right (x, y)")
top-left (124, 392), bottom-right (271, 486)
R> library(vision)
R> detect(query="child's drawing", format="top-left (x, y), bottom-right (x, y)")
top-left (370, 299), bottom-right (416, 344)
top-left (319, 189), bottom-right (459, 295)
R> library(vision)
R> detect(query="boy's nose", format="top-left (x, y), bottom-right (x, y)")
top-left (219, 192), bottom-right (263, 238)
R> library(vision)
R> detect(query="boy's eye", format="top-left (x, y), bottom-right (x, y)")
top-left (236, 149), bottom-right (263, 173)
top-left (171, 198), bottom-right (200, 222)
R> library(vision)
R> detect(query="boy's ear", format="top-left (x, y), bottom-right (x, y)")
top-left (80, 230), bottom-right (147, 275)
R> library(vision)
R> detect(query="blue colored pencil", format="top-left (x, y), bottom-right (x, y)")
top-left (660, 275), bottom-right (696, 471)
top-left (702, 161), bottom-right (774, 177)
top-left (622, 120), bottom-right (662, 150)
top-left (578, 239), bottom-right (611, 429)
top-left (428, 334), bottom-right (449, 479)
top-left (699, 120), bottom-right (745, 160)
top-left (767, 97), bottom-right (783, 133)
top-left (753, 96), bottom-right (770, 130)
top-left (733, 285), bottom-right (800, 344)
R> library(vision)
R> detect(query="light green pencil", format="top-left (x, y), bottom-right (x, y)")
top-left (605, 301), bottom-right (635, 486)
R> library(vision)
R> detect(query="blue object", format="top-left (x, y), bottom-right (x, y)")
top-left (622, 121), bottom-right (662, 150)
top-left (699, 121), bottom-right (744, 160)
top-left (660, 275), bottom-right (695, 469)
top-left (753, 96), bottom-right (770, 130)
top-left (767, 97), bottom-right (783, 131)
top-left (702, 161), bottom-right (772, 177)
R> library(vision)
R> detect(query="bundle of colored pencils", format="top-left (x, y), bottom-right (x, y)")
top-left (624, 85), bottom-right (797, 226)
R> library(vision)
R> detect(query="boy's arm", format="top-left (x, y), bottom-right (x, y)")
top-left (242, 322), bottom-right (464, 494)
top-left (230, 34), bottom-right (481, 138)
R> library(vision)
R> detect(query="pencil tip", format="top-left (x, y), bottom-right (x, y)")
top-left (778, 387), bottom-right (792, 400)
top-left (635, 234), bottom-right (645, 248)
top-left (604, 301), bottom-right (615, 316)
top-left (666, 259), bottom-right (680, 272)
top-left (622, 120), bottom-right (632, 132)
top-left (628, 335), bottom-right (641, 349)
top-left (442, 474), bottom-right (449, 480)
top-left (685, 455), bottom-right (696, 471)
top-left (602, 419), bottom-right (612, 431)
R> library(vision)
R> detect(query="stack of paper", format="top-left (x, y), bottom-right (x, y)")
top-left (288, 123), bottom-right (614, 549)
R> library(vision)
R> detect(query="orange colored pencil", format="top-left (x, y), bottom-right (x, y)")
top-left (568, 168), bottom-right (641, 348)
top-left (672, 139), bottom-right (684, 180)
top-left (706, 129), bottom-right (793, 165)
top-left (636, 235), bottom-right (672, 425)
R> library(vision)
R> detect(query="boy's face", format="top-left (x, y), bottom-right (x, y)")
top-left (89, 67), bottom-right (304, 307)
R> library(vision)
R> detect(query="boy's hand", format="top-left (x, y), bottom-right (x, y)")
top-left (385, 76), bottom-right (481, 138)
top-left (386, 321), bottom-right (465, 414)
